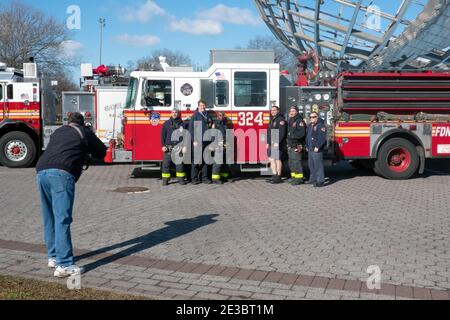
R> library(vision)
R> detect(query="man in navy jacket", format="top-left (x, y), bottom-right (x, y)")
top-left (189, 100), bottom-right (213, 184)
top-left (306, 112), bottom-right (327, 187)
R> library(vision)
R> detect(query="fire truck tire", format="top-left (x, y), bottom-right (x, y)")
top-left (374, 138), bottom-right (419, 180)
top-left (0, 131), bottom-right (37, 168)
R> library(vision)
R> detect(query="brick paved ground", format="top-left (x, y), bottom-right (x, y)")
top-left (0, 160), bottom-right (449, 300)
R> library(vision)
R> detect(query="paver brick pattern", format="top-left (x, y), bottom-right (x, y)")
top-left (1, 161), bottom-right (450, 299)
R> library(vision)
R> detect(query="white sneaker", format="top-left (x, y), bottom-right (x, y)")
top-left (53, 265), bottom-right (85, 278)
top-left (48, 258), bottom-right (57, 269)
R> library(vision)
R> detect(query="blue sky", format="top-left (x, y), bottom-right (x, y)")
top-left (14, 0), bottom-right (271, 75)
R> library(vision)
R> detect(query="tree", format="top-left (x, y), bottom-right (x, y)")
top-left (247, 35), bottom-right (297, 74)
top-left (136, 49), bottom-right (192, 71)
top-left (0, 1), bottom-right (77, 75)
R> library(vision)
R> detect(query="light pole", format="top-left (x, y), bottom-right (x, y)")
top-left (99, 18), bottom-right (106, 65)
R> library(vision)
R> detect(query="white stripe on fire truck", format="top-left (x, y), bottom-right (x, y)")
top-left (335, 130), bottom-right (370, 134)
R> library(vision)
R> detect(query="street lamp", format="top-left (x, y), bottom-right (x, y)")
top-left (99, 18), bottom-right (106, 65)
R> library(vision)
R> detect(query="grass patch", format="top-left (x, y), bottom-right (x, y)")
top-left (0, 274), bottom-right (149, 300)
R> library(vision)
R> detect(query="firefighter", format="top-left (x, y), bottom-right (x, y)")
top-left (211, 111), bottom-right (231, 184)
top-left (306, 111), bottom-right (327, 187)
top-left (266, 105), bottom-right (287, 184)
top-left (161, 108), bottom-right (187, 186)
top-left (287, 106), bottom-right (306, 185)
top-left (189, 99), bottom-right (213, 185)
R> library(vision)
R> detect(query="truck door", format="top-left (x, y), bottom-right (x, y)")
top-left (232, 70), bottom-right (270, 164)
top-left (0, 83), bottom-right (4, 121)
top-left (134, 77), bottom-right (174, 161)
top-left (1, 83), bottom-right (13, 119)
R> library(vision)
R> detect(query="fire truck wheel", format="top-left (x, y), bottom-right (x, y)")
top-left (374, 138), bottom-right (419, 180)
top-left (0, 131), bottom-right (37, 168)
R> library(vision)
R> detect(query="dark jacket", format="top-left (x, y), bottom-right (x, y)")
top-left (160, 116), bottom-right (185, 146)
top-left (36, 124), bottom-right (107, 182)
top-left (267, 113), bottom-right (287, 146)
top-left (287, 114), bottom-right (306, 147)
top-left (210, 117), bottom-right (232, 147)
top-left (306, 118), bottom-right (327, 152)
top-left (189, 110), bottom-right (213, 145)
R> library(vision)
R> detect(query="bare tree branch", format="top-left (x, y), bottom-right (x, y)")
top-left (0, 0), bottom-right (79, 77)
top-left (247, 35), bottom-right (297, 75)
top-left (135, 49), bottom-right (192, 71)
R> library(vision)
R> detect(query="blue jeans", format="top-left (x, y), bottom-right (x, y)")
top-left (36, 169), bottom-right (76, 267)
top-left (308, 151), bottom-right (325, 184)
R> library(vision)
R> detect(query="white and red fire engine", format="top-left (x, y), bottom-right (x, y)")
top-left (0, 62), bottom-right (54, 168)
top-left (2, 50), bottom-right (450, 180)
top-left (106, 50), bottom-right (450, 179)
top-left (0, 61), bottom-right (129, 167)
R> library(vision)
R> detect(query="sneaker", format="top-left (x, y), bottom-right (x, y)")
top-left (202, 179), bottom-right (212, 184)
top-left (192, 180), bottom-right (200, 185)
top-left (48, 258), bottom-right (56, 269)
top-left (54, 265), bottom-right (85, 278)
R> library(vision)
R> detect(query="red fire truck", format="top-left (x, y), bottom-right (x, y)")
top-left (0, 61), bottom-right (125, 168)
top-left (332, 71), bottom-right (450, 179)
top-left (106, 51), bottom-right (450, 180)
top-left (2, 52), bottom-right (450, 180)
top-left (0, 62), bottom-right (56, 168)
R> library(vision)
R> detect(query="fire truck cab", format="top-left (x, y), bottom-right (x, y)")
top-left (110, 50), bottom-right (280, 168)
top-left (0, 62), bottom-right (55, 168)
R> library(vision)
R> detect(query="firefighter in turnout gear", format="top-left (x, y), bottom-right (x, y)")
top-left (287, 106), bottom-right (306, 185)
top-left (161, 108), bottom-right (187, 186)
top-left (266, 106), bottom-right (287, 184)
top-left (211, 111), bottom-right (231, 184)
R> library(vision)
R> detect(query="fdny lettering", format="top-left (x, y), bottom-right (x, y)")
top-left (435, 126), bottom-right (450, 137)
top-left (177, 305), bottom-right (210, 318)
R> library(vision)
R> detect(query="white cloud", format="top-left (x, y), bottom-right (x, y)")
top-left (200, 4), bottom-right (261, 26)
top-left (168, 4), bottom-right (261, 35)
top-left (119, 0), bottom-right (166, 23)
top-left (114, 34), bottom-right (160, 47)
top-left (169, 19), bottom-right (223, 35)
top-left (58, 40), bottom-right (83, 58)
top-left (118, 2), bottom-right (261, 36)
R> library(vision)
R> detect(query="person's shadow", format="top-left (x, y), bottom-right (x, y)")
top-left (77, 214), bottom-right (219, 272)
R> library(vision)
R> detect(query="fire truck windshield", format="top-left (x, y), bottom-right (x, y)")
top-left (125, 77), bottom-right (139, 109)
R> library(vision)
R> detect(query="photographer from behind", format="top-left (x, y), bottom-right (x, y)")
top-left (36, 112), bottom-right (107, 278)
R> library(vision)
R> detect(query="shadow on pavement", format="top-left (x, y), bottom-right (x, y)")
top-left (77, 214), bottom-right (219, 272)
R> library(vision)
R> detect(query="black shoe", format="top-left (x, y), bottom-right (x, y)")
top-left (178, 179), bottom-right (186, 186)
top-left (202, 179), bottom-right (212, 184)
top-left (162, 180), bottom-right (169, 186)
top-left (314, 182), bottom-right (325, 188)
top-left (270, 176), bottom-right (283, 184)
top-left (192, 180), bottom-right (200, 185)
top-left (290, 179), bottom-right (304, 186)
top-left (266, 176), bottom-right (275, 183)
